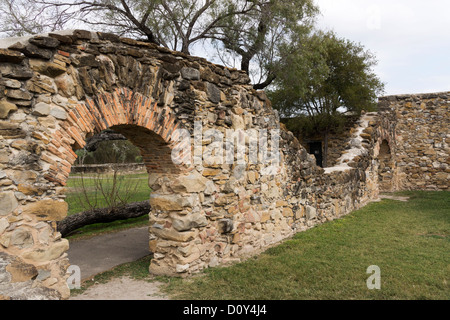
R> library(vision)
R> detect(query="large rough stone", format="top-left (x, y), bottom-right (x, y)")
top-left (150, 226), bottom-right (197, 242)
top-left (202, 168), bottom-right (222, 177)
top-left (26, 75), bottom-right (57, 94)
top-left (29, 36), bottom-right (60, 49)
top-left (0, 64), bottom-right (33, 79)
top-left (23, 44), bottom-right (53, 60)
top-left (181, 67), bottom-right (200, 80)
top-left (0, 191), bottom-right (18, 216)
top-left (21, 200), bottom-right (68, 221)
top-left (10, 228), bottom-right (34, 249)
top-left (0, 100), bottom-right (17, 119)
top-left (21, 239), bottom-right (69, 263)
top-left (218, 219), bottom-right (233, 234)
top-left (1, 78), bottom-right (21, 89)
top-left (29, 59), bottom-right (66, 78)
top-left (0, 217), bottom-right (9, 234)
top-left (5, 258), bottom-right (38, 282)
top-left (171, 212), bottom-right (208, 232)
top-left (54, 73), bottom-right (76, 97)
top-left (230, 113), bottom-right (245, 130)
top-left (0, 49), bottom-right (25, 63)
top-left (171, 171), bottom-right (208, 193)
top-left (206, 82), bottom-right (221, 103)
top-left (6, 89), bottom-right (33, 101)
top-left (32, 102), bottom-right (51, 116)
top-left (150, 194), bottom-right (196, 211)
top-left (0, 121), bottom-right (26, 139)
top-left (49, 106), bottom-right (67, 120)
top-left (306, 206), bottom-right (317, 220)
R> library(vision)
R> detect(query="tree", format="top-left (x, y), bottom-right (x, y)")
top-left (0, 0), bottom-right (317, 90)
top-left (0, 0), bottom-right (77, 36)
top-left (30, 0), bottom-right (259, 53)
top-left (211, 0), bottom-right (318, 89)
top-left (57, 200), bottom-right (150, 236)
top-left (75, 133), bottom-right (143, 165)
top-left (268, 31), bottom-right (385, 167)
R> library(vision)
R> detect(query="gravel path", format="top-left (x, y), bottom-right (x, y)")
top-left (67, 226), bottom-right (170, 300)
top-left (69, 276), bottom-right (169, 300)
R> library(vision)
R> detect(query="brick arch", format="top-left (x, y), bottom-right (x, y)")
top-left (44, 87), bottom-right (185, 186)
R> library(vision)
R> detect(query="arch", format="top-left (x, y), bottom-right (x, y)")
top-left (377, 139), bottom-right (395, 192)
top-left (24, 87), bottom-right (189, 299)
top-left (43, 88), bottom-right (184, 187)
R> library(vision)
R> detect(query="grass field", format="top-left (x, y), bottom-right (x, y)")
top-left (64, 172), bottom-right (150, 239)
top-left (66, 172), bottom-right (150, 215)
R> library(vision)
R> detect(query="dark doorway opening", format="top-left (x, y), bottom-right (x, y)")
top-left (308, 141), bottom-right (323, 167)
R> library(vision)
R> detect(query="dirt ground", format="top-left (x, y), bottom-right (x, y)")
top-left (69, 276), bottom-right (170, 300)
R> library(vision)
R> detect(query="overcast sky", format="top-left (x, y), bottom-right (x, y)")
top-left (315, 0), bottom-right (450, 96)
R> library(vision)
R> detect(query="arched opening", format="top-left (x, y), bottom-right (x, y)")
top-left (62, 129), bottom-right (150, 282)
top-left (61, 121), bottom-right (186, 283)
top-left (378, 139), bottom-right (394, 192)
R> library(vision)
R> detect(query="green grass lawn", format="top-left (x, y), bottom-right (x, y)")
top-left (64, 172), bottom-right (150, 239)
top-left (66, 172), bottom-right (150, 215)
top-left (159, 191), bottom-right (449, 300)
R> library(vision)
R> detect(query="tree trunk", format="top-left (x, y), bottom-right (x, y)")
top-left (323, 129), bottom-right (329, 168)
top-left (57, 201), bottom-right (150, 237)
top-left (84, 130), bottom-right (127, 152)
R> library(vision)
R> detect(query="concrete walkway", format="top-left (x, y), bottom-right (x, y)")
top-left (67, 226), bottom-right (150, 281)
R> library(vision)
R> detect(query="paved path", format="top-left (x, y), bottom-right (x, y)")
top-left (67, 227), bottom-right (150, 281)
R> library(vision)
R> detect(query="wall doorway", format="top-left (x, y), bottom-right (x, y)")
top-left (308, 141), bottom-right (323, 167)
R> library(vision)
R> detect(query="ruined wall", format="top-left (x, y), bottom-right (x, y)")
top-left (0, 30), bottom-right (385, 300)
top-left (290, 115), bottom-right (361, 168)
top-left (378, 93), bottom-right (449, 191)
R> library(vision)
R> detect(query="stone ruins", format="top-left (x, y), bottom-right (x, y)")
top-left (0, 30), bottom-right (448, 299)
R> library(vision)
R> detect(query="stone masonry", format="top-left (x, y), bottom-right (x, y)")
top-left (0, 30), bottom-right (448, 299)
top-left (378, 93), bottom-right (449, 191)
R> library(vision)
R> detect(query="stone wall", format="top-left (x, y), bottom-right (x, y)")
top-left (71, 163), bottom-right (146, 174)
top-left (1, 30), bottom-right (446, 300)
top-left (291, 115), bottom-right (360, 168)
top-left (378, 93), bottom-right (449, 191)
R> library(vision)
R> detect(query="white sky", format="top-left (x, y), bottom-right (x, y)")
top-left (314, 0), bottom-right (450, 96)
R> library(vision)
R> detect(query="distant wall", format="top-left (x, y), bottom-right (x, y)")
top-left (378, 92), bottom-right (449, 191)
top-left (290, 115), bottom-right (360, 168)
top-left (71, 163), bottom-right (146, 174)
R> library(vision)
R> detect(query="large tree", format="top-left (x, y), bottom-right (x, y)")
top-left (209, 0), bottom-right (318, 89)
top-left (268, 31), bottom-right (385, 167)
top-left (0, 0), bottom-right (317, 90)
top-left (0, 0), bottom-right (77, 36)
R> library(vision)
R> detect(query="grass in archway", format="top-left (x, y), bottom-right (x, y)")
top-left (161, 191), bottom-right (449, 300)
top-left (64, 172), bottom-right (150, 240)
top-left (66, 172), bottom-right (150, 215)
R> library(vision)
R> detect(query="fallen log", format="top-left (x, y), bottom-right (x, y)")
top-left (57, 201), bottom-right (150, 237)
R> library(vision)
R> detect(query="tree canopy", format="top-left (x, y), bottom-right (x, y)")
top-left (269, 30), bottom-right (384, 122)
top-left (267, 31), bottom-right (385, 166)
